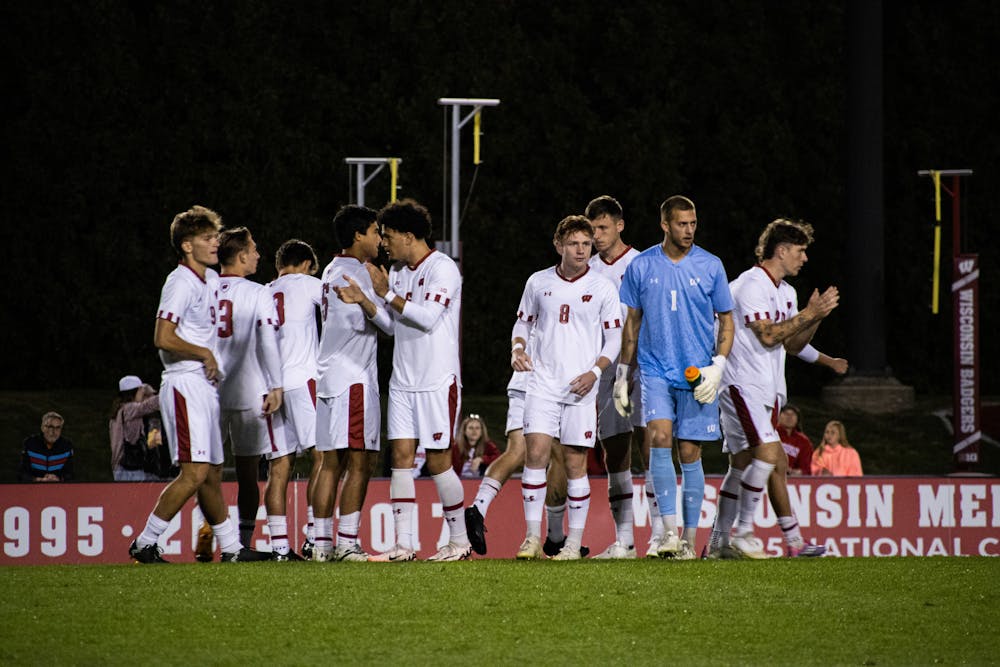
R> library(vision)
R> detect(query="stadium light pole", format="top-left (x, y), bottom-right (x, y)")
top-left (344, 157), bottom-right (402, 207)
top-left (437, 98), bottom-right (500, 260)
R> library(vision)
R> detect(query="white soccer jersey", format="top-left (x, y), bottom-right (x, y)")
top-left (316, 255), bottom-right (390, 398)
top-left (588, 245), bottom-right (639, 303)
top-left (722, 265), bottom-right (799, 402)
top-left (516, 265), bottom-right (622, 404)
top-left (156, 264), bottom-right (221, 377)
top-left (269, 273), bottom-right (323, 390)
top-left (215, 275), bottom-right (283, 410)
top-left (386, 250), bottom-right (462, 391)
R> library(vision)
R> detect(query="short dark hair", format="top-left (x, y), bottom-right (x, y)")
top-left (170, 205), bottom-right (222, 258)
top-left (659, 195), bottom-right (696, 223)
top-left (554, 214), bottom-right (594, 242)
top-left (217, 227), bottom-right (252, 266)
top-left (755, 218), bottom-right (814, 262)
top-left (333, 205), bottom-right (378, 249)
top-left (585, 195), bottom-right (623, 221)
top-left (275, 239), bottom-right (318, 272)
top-left (378, 198), bottom-right (432, 240)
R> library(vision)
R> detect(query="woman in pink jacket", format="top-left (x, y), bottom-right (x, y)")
top-left (811, 420), bottom-right (863, 476)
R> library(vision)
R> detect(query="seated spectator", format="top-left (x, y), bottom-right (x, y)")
top-left (777, 404), bottom-right (814, 475)
top-left (452, 414), bottom-right (501, 478)
top-left (19, 412), bottom-right (74, 482)
top-left (108, 375), bottom-right (161, 481)
top-left (811, 420), bottom-right (863, 476)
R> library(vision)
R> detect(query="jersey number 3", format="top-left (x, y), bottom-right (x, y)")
top-left (217, 299), bottom-right (233, 338)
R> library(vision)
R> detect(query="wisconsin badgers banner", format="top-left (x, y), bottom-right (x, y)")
top-left (953, 254), bottom-right (981, 468)
top-left (3, 477), bottom-right (998, 564)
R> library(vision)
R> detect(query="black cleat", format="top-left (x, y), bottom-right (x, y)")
top-left (300, 539), bottom-right (315, 560)
top-left (271, 550), bottom-right (305, 562)
top-left (542, 537), bottom-right (589, 558)
top-left (220, 547), bottom-right (271, 562)
top-left (129, 540), bottom-right (169, 564)
top-left (465, 506), bottom-right (487, 555)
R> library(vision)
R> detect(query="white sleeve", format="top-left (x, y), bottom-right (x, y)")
top-left (256, 289), bottom-right (284, 389)
top-left (397, 261), bottom-right (460, 332)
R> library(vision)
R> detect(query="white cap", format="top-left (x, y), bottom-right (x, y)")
top-left (118, 375), bottom-right (143, 392)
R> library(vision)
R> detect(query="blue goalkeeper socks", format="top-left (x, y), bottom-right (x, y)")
top-left (680, 460), bottom-right (705, 531)
top-left (650, 448), bottom-right (677, 518)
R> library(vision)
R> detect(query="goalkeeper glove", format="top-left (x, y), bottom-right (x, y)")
top-left (612, 363), bottom-right (632, 417)
top-left (693, 355), bottom-right (726, 404)
top-left (611, 364), bottom-right (632, 417)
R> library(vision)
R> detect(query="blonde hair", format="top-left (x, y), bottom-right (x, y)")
top-left (456, 415), bottom-right (491, 458)
top-left (754, 218), bottom-right (814, 262)
top-left (815, 420), bottom-right (852, 458)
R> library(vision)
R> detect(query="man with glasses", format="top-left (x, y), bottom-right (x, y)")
top-left (18, 412), bottom-right (75, 482)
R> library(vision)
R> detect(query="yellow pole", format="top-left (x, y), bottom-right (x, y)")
top-left (931, 170), bottom-right (941, 314)
top-left (389, 159), bottom-right (399, 202)
top-left (473, 111), bottom-right (482, 165)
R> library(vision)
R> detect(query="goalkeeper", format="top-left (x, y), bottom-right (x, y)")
top-left (616, 195), bottom-right (734, 558)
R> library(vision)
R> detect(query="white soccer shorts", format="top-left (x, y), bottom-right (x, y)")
top-left (387, 377), bottom-right (459, 450)
top-left (316, 382), bottom-right (381, 452)
top-left (160, 372), bottom-right (224, 465)
top-left (522, 394), bottom-right (598, 448)
top-left (719, 385), bottom-right (780, 454)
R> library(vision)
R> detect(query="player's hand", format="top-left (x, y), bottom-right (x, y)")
top-left (365, 263), bottom-right (390, 297)
top-left (693, 355), bottom-right (726, 404)
top-left (613, 363), bottom-right (632, 417)
top-left (201, 350), bottom-right (220, 382)
top-left (334, 275), bottom-right (366, 305)
top-left (569, 370), bottom-right (598, 397)
top-left (261, 388), bottom-right (284, 416)
top-left (827, 356), bottom-right (848, 374)
top-left (511, 347), bottom-right (534, 372)
top-left (805, 286), bottom-right (840, 320)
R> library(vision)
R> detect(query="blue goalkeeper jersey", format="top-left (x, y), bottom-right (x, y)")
top-left (619, 244), bottom-right (733, 388)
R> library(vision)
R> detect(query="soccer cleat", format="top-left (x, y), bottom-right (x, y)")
top-left (674, 540), bottom-right (696, 560)
top-left (551, 543), bottom-right (583, 560)
top-left (542, 537), bottom-right (590, 558)
top-left (730, 531), bottom-right (769, 559)
top-left (300, 539), bottom-right (315, 561)
top-left (332, 544), bottom-right (370, 562)
top-left (369, 545), bottom-right (417, 562)
top-left (312, 549), bottom-right (333, 562)
top-left (465, 506), bottom-right (488, 555)
top-left (516, 536), bottom-right (544, 560)
top-left (787, 542), bottom-right (826, 558)
top-left (703, 544), bottom-right (744, 560)
top-left (194, 522), bottom-right (214, 563)
top-left (645, 538), bottom-right (661, 559)
top-left (593, 541), bottom-right (637, 559)
top-left (220, 547), bottom-right (272, 562)
top-left (129, 540), bottom-right (168, 564)
top-left (427, 542), bottom-right (473, 562)
top-left (656, 531), bottom-right (681, 558)
top-left (271, 550), bottom-right (305, 562)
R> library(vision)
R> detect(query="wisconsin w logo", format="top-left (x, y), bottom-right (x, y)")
top-left (959, 259), bottom-right (976, 274)
top-left (581, 295), bottom-right (593, 302)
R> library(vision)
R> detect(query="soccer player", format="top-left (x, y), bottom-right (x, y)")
top-left (215, 227), bottom-right (286, 556)
top-left (268, 239), bottom-right (324, 557)
top-left (129, 205), bottom-right (267, 563)
top-left (463, 340), bottom-right (587, 558)
top-left (510, 215), bottom-right (622, 560)
top-left (616, 195), bottom-right (735, 559)
top-left (311, 205), bottom-right (392, 562)
top-left (364, 199), bottom-right (472, 562)
top-left (584, 195), bottom-right (656, 559)
top-left (707, 218), bottom-right (839, 559)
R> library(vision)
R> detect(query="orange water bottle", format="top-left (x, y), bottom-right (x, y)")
top-left (684, 366), bottom-right (702, 387)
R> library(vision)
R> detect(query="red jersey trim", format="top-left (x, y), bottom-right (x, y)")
top-left (599, 245), bottom-right (633, 266)
top-left (179, 262), bottom-right (208, 284)
top-left (555, 265), bottom-right (590, 283)
top-left (408, 248), bottom-right (436, 270)
top-left (755, 264), bottom-right (781, 288)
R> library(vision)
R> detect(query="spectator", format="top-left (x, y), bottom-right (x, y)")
top-left (452, 414), bottom-right (501, 478)
top-left (19, 412), bottom-right (74, 482)
top-left (109, 375), bottom-right (161, 481)
top-left (777, 404), bottom-right (814, 476)
top-left (811, 420), bottom-right (863, 476)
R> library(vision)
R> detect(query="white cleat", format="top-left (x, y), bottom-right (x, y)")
top-left (645, 537), bottom-right (661, 559)
top-left (516, 536), bottom-right (544, 560)
top-left (332, 543), bottom-right (370, 562)
top-left (593, 541), bottom-right (637, 559)
top-left (312, 549), bottom-right (333, 562)
top-left (427, 542), bottom-right (472, 562)
top-left (369, 544), bottom-right (417, 562)
top-left (551, 542), bottom-right (583, 560)
top-left (674, 540), bottom-right (696, 560)
top-left (730, 531), bottom-right (769, 559)
top-left (656, 531), bottom-right (682, 558)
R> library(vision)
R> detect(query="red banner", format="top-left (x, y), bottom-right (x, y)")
top-left (953, 254), bottom-right (981, 468)
top-left (2, 476), bottom-right (998, 564)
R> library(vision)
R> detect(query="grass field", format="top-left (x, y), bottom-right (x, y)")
top-left (2, 557), bottom-right (997, 665)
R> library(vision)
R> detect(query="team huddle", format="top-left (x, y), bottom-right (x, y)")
top-left (129, 194), bottom-right (840, 564)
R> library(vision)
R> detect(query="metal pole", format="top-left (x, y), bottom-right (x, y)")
top-left (356, 163), bottom-right (366, 206)
top-left (344, 158), bottom-right (402, 208)
top-left (450, 104), bottom-right (461, 257)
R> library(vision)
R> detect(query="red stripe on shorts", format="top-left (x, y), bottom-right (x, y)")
top-left (348, 383), bottom-right (365, 450)
top-left (308, 378), bottom-right (317, 407)
top-left (728, 385), bottom-right (761, 449)
top-left (173, 388), bottom-right (191, 462)
top-left (448, 379), bottom-right (459, 448)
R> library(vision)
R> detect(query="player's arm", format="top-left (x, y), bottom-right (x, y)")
top-left (510, 317), bottom-right (534, 372)
top-left (618, 306), bottom-right (642, 367)
top-left (715, 310), bottom-right (735, 358)
top-left (336, 274), bottom-right (394, 334)
top-left (255, 295), bottom-right (284, 415)
top-left (154, 318), bottom-right (219, 381)
top-left (749, 286), bottom-right (839, 349)
top-left (795, 344), bottom-right (848, 374)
